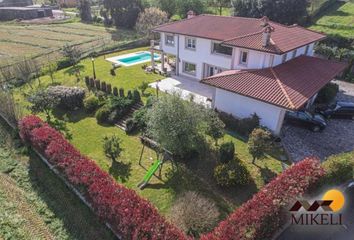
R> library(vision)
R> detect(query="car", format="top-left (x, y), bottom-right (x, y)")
top-left (285, 110), bottom-right (327, 132)
top-left (320, 101), bottom-right (354, 120)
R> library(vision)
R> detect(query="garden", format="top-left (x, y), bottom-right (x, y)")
top-left (1, 46), bottom-right (293, 237)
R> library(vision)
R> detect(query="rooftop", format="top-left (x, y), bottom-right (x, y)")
top-left (153, 15), bottom-right (326, 54)
top-left (201, 56), bottom-right (347, 110)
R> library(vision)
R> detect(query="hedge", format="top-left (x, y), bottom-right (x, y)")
top-left (19, 115), bottom-right (188, 240)
top-left (201, 157), bottom-right (325, 240)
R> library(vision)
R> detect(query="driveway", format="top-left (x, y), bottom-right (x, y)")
top-left (281, 80), bottom-right (354, 162)
top-left (149, 75), bottom-right (214, 107)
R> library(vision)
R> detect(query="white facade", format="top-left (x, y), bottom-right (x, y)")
top-left (213, 88), bottom-right (286, 135)
top-left (159, 32), bottom-right (315, 80)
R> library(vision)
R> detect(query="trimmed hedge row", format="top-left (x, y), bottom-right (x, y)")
top-left (201, 157), bottom-right (325, 240)
top-left (19, 115), bottom-right (188, 240)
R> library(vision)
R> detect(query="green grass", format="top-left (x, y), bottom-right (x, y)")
top-left (12, 47), bottom-right (287, 221)
top-left (309, 1), bottom-right (354, 39)
top-left (0, 119), bottom-right (115, 240)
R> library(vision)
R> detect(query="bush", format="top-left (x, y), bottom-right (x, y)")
top-left (84, 95), bottom-right (99, 113)
top-left (321, 153), bottom-right (354, 185)
top-left (218, 111), bottom-right (260, 136)
top-left (95, 106), bottom-right (111, 123)
top-left (132, 107), bottom-right (148, 131)
top-left (101, 81), bottom-right (107, 93)
top-left (18, 116), bottom-right (187, 240)
top-left (315, 82), bottom-right (339, 105)
top-left (127, 90), bottom-right (133, 100)
top-left (103, 135), bottom-right (122, 161)
top-left (248, 128), bottom-right (272, 163)
top-left (47, 86), bottom-right (85, 110)
top-left (214, 159), bottom-right (250, 186)
top-left (106, 84), bottom-right (112, 94)
top-left (119, 88), bottom-right (125, 97)
top-left (219, 142), bottom-right (235, 164)
top-left (202, 158), bottom-right (325, 240)
top-left (169, 191), bottom-right (220, 237)
top-left (125, 118), bottom-right (138, 134)
top-left (113, 87), bottom-right (118, 96)
top-left (133, 89), bottom-right (141, 103)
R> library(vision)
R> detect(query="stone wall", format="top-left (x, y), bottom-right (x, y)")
top-left (0, 7), bottom-right (53, 21)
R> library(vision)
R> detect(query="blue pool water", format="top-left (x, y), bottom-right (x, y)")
top-left (117, 52), bottom-right (160, 65)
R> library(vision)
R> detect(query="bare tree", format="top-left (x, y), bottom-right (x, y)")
top-left (42, 57), bottom-right (58, 84)
top-left (0, 63), bottom-right (14, 85)
top-left (14, 58), bottom-right (35, 89)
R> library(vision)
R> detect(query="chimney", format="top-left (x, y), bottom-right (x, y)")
top-left (260, 16), bottom-right (269, 27)
top-left (262, 25), bottom-right (274, 47)
top-left (187, 10), bottom-right (196, 19)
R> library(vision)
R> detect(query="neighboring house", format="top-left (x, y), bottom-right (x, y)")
top-left (0, 0), bottom-right (33, 7)
top-left (153, 13), bottom-right (347, 134)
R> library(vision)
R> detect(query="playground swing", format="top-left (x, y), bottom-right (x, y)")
top-left (137, 136), bottom-right (175, 190)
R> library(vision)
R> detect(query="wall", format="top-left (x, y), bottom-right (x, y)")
top-left (0, 0), bottom-right (33, 7)
top-left (214, 88), bottom-right (286, 134)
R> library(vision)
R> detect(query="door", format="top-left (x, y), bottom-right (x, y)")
top-left (206, 65), bottom-right (223, 77)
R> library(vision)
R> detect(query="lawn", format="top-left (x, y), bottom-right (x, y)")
top-left (0, 118), bottom-right (115, 240)
top-left (0, 21), bottom-right (140, 67)
top-left (12, 47), bottom-right (287, 220)
top-left (309, 1), bottom-right (354, 39)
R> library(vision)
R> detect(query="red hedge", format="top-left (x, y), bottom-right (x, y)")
top-left (19, 116), bottom-right (325, 240)
top-left (200, 157), bottom-right (325, 240)
top-left (19, 115), bottom-right (188, 240)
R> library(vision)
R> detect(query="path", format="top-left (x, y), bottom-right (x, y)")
top-left (0, 173), bottom-right (54, 240)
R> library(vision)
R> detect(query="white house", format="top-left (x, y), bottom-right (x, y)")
top-left (153, 13), bottom-right (347, 134)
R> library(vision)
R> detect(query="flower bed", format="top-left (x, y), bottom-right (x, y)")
top-left (19, 115), bottom-right (187, 240)
top-left (201, 157), bottom-right (325, 240)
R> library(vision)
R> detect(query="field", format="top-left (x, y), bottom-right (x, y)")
top-left (0, 119), bottom-right (115, 240)
top-left (310, 1), bottom-right (354, 39)
top-left (0, 21), bottom-right (140, 67)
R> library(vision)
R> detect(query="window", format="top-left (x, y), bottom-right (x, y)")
top-left (292, 49), bottom-right (297, 59)
top-left (212, 42), bottom-right (233, 56)
top-left (183, 61), bottom-right (196, 75)
top-left (239, 50), bottom-right (248, 65)
top-left (185, 37), bottom-right (196, 50)
top-left (165, 34), bottom-right (174, 46)
top-left (282, 53), bottom-right (287, 63)
top-left (269, 55), bottom-right (275, 67)
top-left (305, 45), bottom-right (310, 55)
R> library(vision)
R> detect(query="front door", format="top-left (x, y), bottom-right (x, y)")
top-left (206, 64), bottom-right (223, 78)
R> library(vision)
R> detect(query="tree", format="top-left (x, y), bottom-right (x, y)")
top-left (27, 89), bottom-right (60, 122)
top-left (176, 0), bottom-right (205, 18)
top-left (138, 81), bottom-right (149, 96)
top-left (136, 7), bottom-right (169, 39)
top-left (62, 44), bottom-right (82, 68)
top-left (0, 64), bottom-right (13, 86)
top-left (208, 0), bottom-right (231, 15)
top-left (103, 135), bottom-right (122, 161)
top-left (205, 109), bottom-right (225, 145)
top-left (103, 0), bottom-right (142, 29)
top-left (248, 128), bottom-right (272, 164)
top-left (78, 0), bottom-right (93, 22)
top-left (232, 0), bottom-right (308, 25)
top-left (14, 58), bottom-right (35, 89)
top-left (146, 93), bottom-right (205, 158)
top-left (157, 0), bottom-right (177, 18)
top-left (42, 60), bottom-right (58, 84)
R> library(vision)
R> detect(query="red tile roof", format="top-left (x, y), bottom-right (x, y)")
top-left (201, 56), bottom-right (347, 110)
top-left (153, 15), bottom-right (326, 54)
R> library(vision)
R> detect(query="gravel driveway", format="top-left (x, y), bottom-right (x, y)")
top-left (281, 80), bottom-right (354, 162)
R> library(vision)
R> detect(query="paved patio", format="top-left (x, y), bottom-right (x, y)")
top-left (149, 75), bottom-right (214, 107)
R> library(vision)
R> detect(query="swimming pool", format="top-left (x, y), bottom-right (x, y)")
top-left (106, 51), bottom-right (160, 66)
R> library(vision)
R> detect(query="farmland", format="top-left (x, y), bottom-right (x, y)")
top-left (0, 22), bottom-right (140, 67)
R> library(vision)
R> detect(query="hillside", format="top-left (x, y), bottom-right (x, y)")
top-left (310, 1), bottom-right (354, 39)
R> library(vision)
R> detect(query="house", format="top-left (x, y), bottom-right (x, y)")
top-left (0, 6), bottom-right (53, 21)
top-left (152, 13), bottom-right (347, 135)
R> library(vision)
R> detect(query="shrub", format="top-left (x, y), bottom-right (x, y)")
top-left (119, 88), bottom-right (125, 97)
top-left (202, 157), bottom-right (325, 240)
top-left (127, 90), bottom-right (133, 100)
top-left (138, 81), bottom-right (149, 95)
top-left (47, 86), bottom-right (85, 110)
top-left (89, 78), bottom-right (95, 88)
top-left (125, 118), bottom-right (138, 134)
top-left (321, 153), bottom-right (354, 185)
top-left (218, 111), bottom-right (260, 136)
top-left (248, 128), bottom-right (272, 164)
top-left (113, 87), bottom-right (118, 96)
top-left (169, 191), bottom-right (220, 237)
top-left (315, 82), bottom-right (339, 105)
top-left (101, 81), bottom-right (107, 93)
top-left (103, 135), bottom-right (122, 161)
top-left (84, 76), bottom-right (90, 87)
top-left (132, 107), bottom-right (148, 131)
top-left (107, 84), bottom-right (112, 94)
top-left (84, 95), bottom-right (99, 113)
top-left (95, 79), bottom-right (101, 90)
top-left (219, 142), bottom-right (235, 164)
top-left (214, 159), bottom-right (250, 186)
top-left (110, 68), bottom-right (115, 76)
top-left (18, 116), bottom-right (187, 239)
top-left (133, 89), bottom-right (141, 103)
top-left (95, 106), bottom-right (110, 123)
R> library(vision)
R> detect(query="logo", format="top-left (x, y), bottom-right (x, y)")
top-left (289, 189), bottom-right (345, 225)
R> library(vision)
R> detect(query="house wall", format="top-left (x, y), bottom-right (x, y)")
top-left (214, 88), bottom-right (286, 135)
